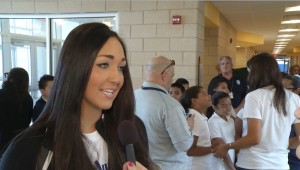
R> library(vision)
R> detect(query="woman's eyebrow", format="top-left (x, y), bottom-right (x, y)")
top-left (98, 54), bottom-right (126, 61)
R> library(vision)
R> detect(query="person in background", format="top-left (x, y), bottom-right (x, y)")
top-left (289, 64), bottom-right (300, 76)
top-left (208, 91), bottom-right (235, 170)
top-left (32, 74), bottom-right (54, 123)
top-left (289, 124), bottom-right (300, 170)
top-left (289, 65), bottom-right (300, 91)
top-left (0, 23), bottom-right (150, 170)
top-left (135, 56), bottom-right (193, 170)
top-left (206, 78), bottom-right (236, 119)
top-left (281, 73), bottom-right (300, 170)
top-left (0, 67), bottom-right (33, 151)
top-left (214, 52), bottom-right (300, 170)
top-left (175, 78), bottom-right (189, 90)
top-left (180, 86), bottom-right (213, 170)
top-left (169, 82), bottom-right (185, 101)
top-left (281, 73), bottom-right (295, 90)
top-left (208, 56), bottom-right (247, 113)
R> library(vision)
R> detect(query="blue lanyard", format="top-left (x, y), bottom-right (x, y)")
top-left (141, 86), bottom-right (167, 94)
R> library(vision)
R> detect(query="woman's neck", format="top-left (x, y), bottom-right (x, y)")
top-left (81, 111), bottom-right (101, 133)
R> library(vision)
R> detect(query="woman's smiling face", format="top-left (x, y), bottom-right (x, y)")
top-left (81, 37), bottom-right (126, 115)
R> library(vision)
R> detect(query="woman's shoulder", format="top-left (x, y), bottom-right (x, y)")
top-left (0, 127), bottom-right (46, 169)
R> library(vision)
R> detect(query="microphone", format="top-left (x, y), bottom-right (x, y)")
top-left (117, 120), bottom-right (138, 165)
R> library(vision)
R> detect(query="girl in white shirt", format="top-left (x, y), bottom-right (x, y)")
top-left (214, 52), bottom-right (300, 170)
top-left (180, 86), bottom-right (213, 170)
top-left (208, 91), bottom-right (236, 170)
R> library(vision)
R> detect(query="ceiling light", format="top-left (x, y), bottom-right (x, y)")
top-left (276, 39), bottom-right (291, 41)
top-left (273, 48), bottom-right (283, 55)
top-left (279, 28), bottom-right (300, 32)
top-left (277, 34), bottom-right (295, 38)
top-left (275, 42), bottom-right (289, 45)
top-left (285, 6), bottom-right (300, 12)
top-left (281, 20), bottom-right (300, 24)
top-left (274, 45), bottom-right (287, 47)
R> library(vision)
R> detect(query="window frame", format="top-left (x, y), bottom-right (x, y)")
top-left (0, 13), bottom-right (118, 94)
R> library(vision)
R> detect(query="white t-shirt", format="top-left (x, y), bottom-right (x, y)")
top-left (189, 109), bottom-right (213, 170)
top-left (208, 113), bottom-right (235, 170)
top-left (42, 131), bottom-right (108, 170)
top-left (83, 131), bottom-right (109, 170)
top-left (236, 108), bottom-right (247, 136)
top-left (236, 87), bottom-right (300, 169)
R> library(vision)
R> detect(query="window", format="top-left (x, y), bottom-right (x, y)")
top-left (0, 13), bottom-right (117, 100)
top-left (276, 56), bottom-right (290, 73)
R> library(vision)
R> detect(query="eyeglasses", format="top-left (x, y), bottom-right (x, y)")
top-left (161, 60), bottom-right (175, 74)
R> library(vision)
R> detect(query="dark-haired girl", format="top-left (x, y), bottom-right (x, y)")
top-left (0, 23), bottom-right (150, 170)
top-left (214, 52), bottom-right (300, 170)
top-left (0, 67), bottom-right (33, 151)
top-left (208, 91), bottom-right (235, 170)
top-left (180, 86), bottom-right (213, 169)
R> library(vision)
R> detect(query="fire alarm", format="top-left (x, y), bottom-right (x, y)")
top-left (172, 15), bottom-right (181, 24)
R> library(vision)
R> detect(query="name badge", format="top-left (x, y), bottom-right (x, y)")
top-left (229, 92), bottom-right (234, 99)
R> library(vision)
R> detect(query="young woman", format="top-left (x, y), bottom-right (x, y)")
top-left (0, 67), bottom-right (33, 151)
top-left (214, 52), bottom-right (300, 170)
top-left (208, 91), bottom-right (235, 170)
top-left (180, 86), bottom-right (213, 170)
top-left (0, 23), bottom-right (150, 170)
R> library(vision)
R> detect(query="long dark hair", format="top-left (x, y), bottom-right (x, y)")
top-left (28, 23), bottom-right (149, 169)
top-left (180, 86), bottom-right (203, 113)
top-left (2, 67), bottom-right (29, 93)
top-left (247, 52), bottom-right (287, 115)
top-left (2, 67), bottom-right (30, 113)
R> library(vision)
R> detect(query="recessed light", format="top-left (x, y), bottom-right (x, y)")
top-left (273, 48), bottom-right (283, 55)
top-left (285, 6), bottom-right (300, 12)
top-left (281, 20), bottom-right (300, 24)
top-left (275, 42), bottom-right (289, 44)
top-left (279, 28), bottom-right (300, 32)
top-left (276, 39), bottom-right (291, 41)
top-left (277, 34), bottom-right (295, 38)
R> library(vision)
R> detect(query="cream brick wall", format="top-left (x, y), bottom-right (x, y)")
top-left (203, 14), bottom-right (237, 89)
top-left (35, 1), bottom-right (58, 13)
top-left (0, 1), bottom-right (11, 13)
top-left (2, 0), bottom-right (205, 90)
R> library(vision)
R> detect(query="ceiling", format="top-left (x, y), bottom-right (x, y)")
top-left (210, 1), bottom-right (300, 55)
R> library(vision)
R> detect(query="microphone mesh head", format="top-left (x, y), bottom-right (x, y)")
top-left (117, 120), bottom-right (138, 145)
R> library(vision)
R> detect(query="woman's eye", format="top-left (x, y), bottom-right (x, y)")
top-left (97, 63), bottom-right (109, 68)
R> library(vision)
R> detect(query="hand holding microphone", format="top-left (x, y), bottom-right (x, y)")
top-left (117, 120), bottom-right (138, 165)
